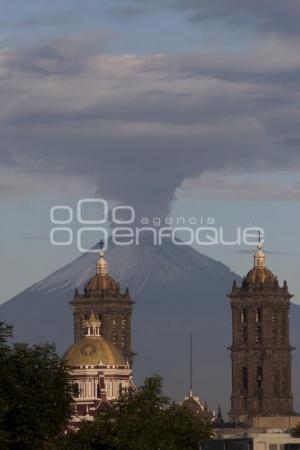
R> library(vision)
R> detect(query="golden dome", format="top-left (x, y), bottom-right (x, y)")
top-left (245, 265), bottom-right (276, 285)
top-left (181, 396), bottom-right (204, 414)
top-left (63, 336), bottom-right (126, 367)
top-left (85, 274), bottom-right (119, 294)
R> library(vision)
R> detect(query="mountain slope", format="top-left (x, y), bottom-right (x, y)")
top-left (1, 235), bottom-right (300, 414)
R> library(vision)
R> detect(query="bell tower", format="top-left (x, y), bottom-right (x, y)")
top-left (71, 244), bottom-right (135, 367)
top-left (228, 241), bottom-right (294, 422)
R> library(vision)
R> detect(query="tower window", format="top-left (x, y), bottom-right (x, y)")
top-left (240, 309), bottom-right (247, 323)
top-left (256, 326), bottom-right (262, 344)
top-left (122, 318), bottom-right (126, 329)
top-left (121, 334), bottom-right (126, 349)
top-left (241, 326), bottom-right (247, 344)
top-left (242, 367), bottom-right (248, 391)
top-left (255, 308), bottom-right (261, 323)
top-left (256, 366), bottom-right (263, 391)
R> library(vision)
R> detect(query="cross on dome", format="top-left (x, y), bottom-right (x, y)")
top-left (96, 240), bottom-right (109, 275)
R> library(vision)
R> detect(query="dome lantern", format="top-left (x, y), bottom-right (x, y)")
top-left (96, 244), bottom-right (109, 276)
top-left (254, 241), bottom-right (266, 269)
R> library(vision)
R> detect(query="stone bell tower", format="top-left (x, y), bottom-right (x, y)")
top-left (228, 241), bottom-right (294, 423)
top-left (71, 244), bottom-right (135, 367)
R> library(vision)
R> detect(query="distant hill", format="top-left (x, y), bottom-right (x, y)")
top-left (1, 234), bottom-right (300, 414)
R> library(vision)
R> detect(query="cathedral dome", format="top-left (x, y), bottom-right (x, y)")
top-left (181, 391), bottom-right (214, 423)
top-left (63, 336), bottom-right (126, 367)
top-left (181, 393), bottom-right (204, 414)
top-left (245, 265), bottom-right (276, 285)
top-left (85, 274), bottom-right (119, 294)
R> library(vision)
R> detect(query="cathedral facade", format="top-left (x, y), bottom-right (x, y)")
top-left (228, 242), bottom-right (295, 423)
top-left (63, 247), bottom-right (135, 422)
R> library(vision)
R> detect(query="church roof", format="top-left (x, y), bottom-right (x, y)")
top-left (85, 274), bottom-right (119, 294)
top-left (63, 336), bottom-right (126, 367)
top-left (181, 391), bottom-right (214, 422)
top-left (244, 265), bottom-right (276, 286)
top-left (181, 394), bottom-right (205, 414)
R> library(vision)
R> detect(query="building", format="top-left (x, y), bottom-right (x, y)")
top-left (181, 390), bottom-right (215, 424)
top-left (200, 433), bottom-right (300, 450)
top-left (228, 241), bottom-right (298, 427)
top-left (63, 247), bottom-right (135, 422)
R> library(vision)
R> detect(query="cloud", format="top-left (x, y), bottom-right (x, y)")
top-left (3, 33), bottom-right (106, 76)
top-left (108, 0), bottom-right (300, 37)
top-left (21, 235), bottom-right (50, 241)
top-left (9, 11), bottom-right (79, 29)
top-left (177, 171), bottom-right (300, 202)
top-left (109, 4), bottom-right (153, 19)
top-left (1, 35), bottom-right (300, 216)
top-left (0, 167), bottom-right (95, 200)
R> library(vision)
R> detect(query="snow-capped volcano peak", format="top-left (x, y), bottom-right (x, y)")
top-left (31, 234), bottom-right (237, 296)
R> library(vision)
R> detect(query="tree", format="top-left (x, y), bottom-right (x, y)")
top-left (0, 322), bottom-right (12, 347)
top-left (0, 323), bottom-right (74, 450)
top-left (58, 374), bottom-right (212, 450)
top-left (0, 322), bottom-right (13, 448)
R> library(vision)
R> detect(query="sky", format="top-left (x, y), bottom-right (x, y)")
top-left (1, 1), bottom-right (300, 303)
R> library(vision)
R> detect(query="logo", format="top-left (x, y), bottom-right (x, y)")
top-left (50, 198), bottom-right (264, 252)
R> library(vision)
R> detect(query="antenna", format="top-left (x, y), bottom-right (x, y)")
top-left (99, 239), bottom-right (105, 251)
top-left (190, 333), bottom-right (193, 394)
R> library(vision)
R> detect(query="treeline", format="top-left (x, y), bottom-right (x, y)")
top-left (0, 322), bottom-right (212, 449)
